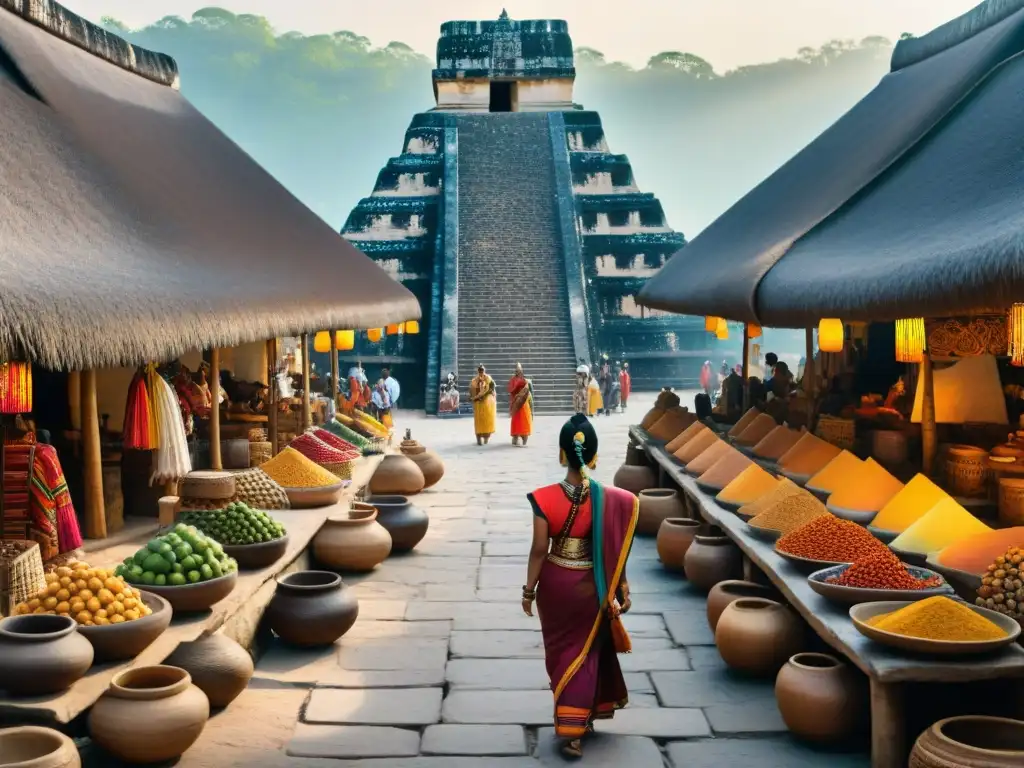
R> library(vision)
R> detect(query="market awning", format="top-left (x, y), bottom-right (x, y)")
top-left (637, 0), bottom-right (1024, 327)
top-left (0, 2), bottom-right (420, 370)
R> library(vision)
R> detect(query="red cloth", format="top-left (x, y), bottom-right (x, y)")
top-left (619, 370), bottom-right (632, 403)
top-left (122, 372), bottom-right (153, 449)
top-left (508, 376), bottom-right (532, 437)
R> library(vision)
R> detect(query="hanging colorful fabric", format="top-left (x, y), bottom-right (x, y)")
top-left (0, 361), bottom-right (32, 413)
top-left (122, 371), bottom-right (153, 450)
top-left (145, 364), bottom-right (162, 449)
top-left (150, 374), bottom-right (192, 486)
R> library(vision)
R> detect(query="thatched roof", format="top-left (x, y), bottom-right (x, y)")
top-left (638, 0), bottom-right (1024, 327)
top-left (0, 1), bottom-right (419, 370)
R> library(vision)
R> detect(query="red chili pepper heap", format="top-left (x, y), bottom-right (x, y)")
top-left (827, 549), bottom-right (943, 590)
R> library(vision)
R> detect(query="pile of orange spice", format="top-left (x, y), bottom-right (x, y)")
top-left (776, 515), bottom-right (888, 563)
top-left (827, 549), bottom-right (943, 590)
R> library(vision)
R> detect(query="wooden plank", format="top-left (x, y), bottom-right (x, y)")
top-left (0, 453), bottom-right (383, 725)
top-left (630, 425), bottom-right (1024, 684)
top-left (80, 369), bottom-right (106, 540)
top-left (870, 678), bottom-right (906, 768)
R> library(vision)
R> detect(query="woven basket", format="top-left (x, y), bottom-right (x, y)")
top-left (816, 416), bottom-right (855, 450)
top-left (248, 427), bottom-right (268, 442)
top-left (249, 441), bottom-right (272, 467)
top-left (322, 460), bottom-right (354, 481)
top-left (1, 540), bottom-right (46, 616)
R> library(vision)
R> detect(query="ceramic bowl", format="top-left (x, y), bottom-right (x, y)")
top-left (716, 498), bottom-right (744, 513)
top-left (745, 522), bottom-right (782, 542)
top-left (78, 591), bottom-right (172, 662)
top-left (695, 479), bottom-right (725, 495)
top-left (807, 564), bottom-right (953, 605)
top-left (826, 504), bottom-right (879, 526)
top-left (850, 600), bottom-right (1021, 655)
top-left (780, 470), bottom-right (812, 487)
top-left (775, 547), bottom-right (851, 573)
top-left (804, 484), bottom-right (831, 503)
top-left (866, 525), bottom-right (899, 544)
top-left (284, 483), bottom-right (346, 509)
top-left (143, 572), bottom-right (237, 613)
top-left (889, 545), bottom-right (928, 567)
top-left (222, 535), bottom-right (289, 570)
top-left (924, 555), bottom-right (983, 601)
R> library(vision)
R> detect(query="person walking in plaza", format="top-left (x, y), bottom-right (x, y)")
top-left (381, 366), bottom-right (401, 416)
top-left (608, 362), bottom-right (622, 413)
top-left (522, 414), bottom-right (637, 759)
top-left (573, 364), bottom-right (589, 414)
top-left (700, 360), bottom-right (713, 399)
top-left (597, 358), bottom-right (613, 416)
top-left (586, 369), bottom-right (603, 417)
top-left (619, 362), bottom-right (631, 411)
top-left (508, 363), bottom-right (533, 446)
top-left (469, 364), bottom-right (496, 445)
top-left (370, 379), bottom-right (393, 428)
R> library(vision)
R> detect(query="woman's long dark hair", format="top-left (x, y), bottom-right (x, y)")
top-left (559, 414), bottom-right (598, 471)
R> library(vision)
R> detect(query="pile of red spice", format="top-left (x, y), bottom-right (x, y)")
top-left (826, 549), bottom-right (943, 590)
top-left (289, 433), bottom-right (359, 465)
top-left (776, 515), bottom-right (888, 562)
top-left (311, 428), bottom-right (361, 459)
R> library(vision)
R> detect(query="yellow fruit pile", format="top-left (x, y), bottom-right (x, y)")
top-left (14, 563), bottom-right (152, 626)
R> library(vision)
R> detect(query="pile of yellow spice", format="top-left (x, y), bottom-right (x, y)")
top-left (867, 595), bottom-right (1007, 641)
top-left (260, 447), bottom-right (340, 488)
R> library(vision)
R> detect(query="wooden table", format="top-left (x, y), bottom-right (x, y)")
top-left (629, 426), bottom-right (1024, 768)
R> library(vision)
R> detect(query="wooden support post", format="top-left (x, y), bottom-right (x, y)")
top-left (330, 330), bottom-right (340, 408)
top-left (741, 324), bottom-right (751, 411)
top-left (301, 332), bottom-right (312, 429)
top-left (267, 339), bottom-right (279, 455)
top-left (921, 353), bottom-right (937, 477)
top-left (67, 370), bottom-right (81, 430)
top-left (209, 347), bottom-right (222, 471)
top-left (80, 369), bottom-right (106, 539)
top-left (804, 327), bottom-right (816, 396)
top-left (869, 679), bottom-right (906, 768)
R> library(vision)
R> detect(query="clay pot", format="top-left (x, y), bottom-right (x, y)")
top-left (369, 454), bottom-right (425, 495)
top-left (0, 615), bottom-right (94, 696)
top-left (638, 489), bottom-right (685, 536)
top-left (715, 598), bottom-right (804, 676)
top-left (706, 580), bottom-right (779, 632)
top-left (911, 716), bottom-right (1024, 768)
top-left (265, 571), bottom-right (359, 647)
top-left (367, 495), bottom-right (429, 552)
top-left (89, 665), bottom-right (209, 764)
top-left (613, 464), bottom-right (657, 496)
top-left (683, 534), bottom-right (743, 592)
top-left (164, 634), bottom-right (254, 709)
top-left (400, 438), bottom-right (445, 488)
top-left (314, 505), bottom-right (393, 571)
top-left (775, 653), bottom-right (866, 743)
top-left (0, 726), bottom-right (81, 768)
top-left (625, 442), bottom-right (648, 467)
top-left (656, 518), bottom-right (701, 571)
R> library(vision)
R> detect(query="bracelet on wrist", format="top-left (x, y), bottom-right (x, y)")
top-left (522, 585), bottom-right (537, 600)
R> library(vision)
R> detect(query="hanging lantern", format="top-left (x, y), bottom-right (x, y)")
top-left (335, 330), bottom-right (355, 351)
top-left (704, 316), bottom-right (720, 332)
top-left (746, 323), bottom-right (763, 339)
top-left (1010, 304), bottom-right (1024, 367)
top-left (367, 328), bottom-right (383, 343)
top-left (313, 331), bottom-right (332, 354)
top-left (0, 361), bottom-right (32, 413)
top-left (404, 320), bottom-right (420, 335)
top-left (715, 318), bottom-right (729, 340)
top-left (818, 319), bottom-right (844, 353)
top-left (895, 318), bottom-right (926, 364)
top-left (385, 323), bottom-right (401, 336)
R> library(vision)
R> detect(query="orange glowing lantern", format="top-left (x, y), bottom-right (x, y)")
top-left (818, 319), bottom-right (844, 353)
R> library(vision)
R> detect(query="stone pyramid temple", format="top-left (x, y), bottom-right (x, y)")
top-left (341, 12), bottom-right (703, 412)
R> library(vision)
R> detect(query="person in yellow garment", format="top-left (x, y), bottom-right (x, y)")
top-left (587, 369), bottom-right (603, 417)
top-left (469, 364), bottom-right (497, 445)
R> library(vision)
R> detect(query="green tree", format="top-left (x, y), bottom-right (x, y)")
top-left (646, 51), bottom-right (717, 78)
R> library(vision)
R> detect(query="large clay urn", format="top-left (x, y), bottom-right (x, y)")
top-left (0, 615), bottom-right (94, 696)
top-left (400, 433), bottom-right (445, 489)
top-left (89, 665), bottom-right (209, 764)
top-left (638, 489), bottom-right (686, 536)
top-left (368, 495), bottom-right (429, 552)
top-left (265, 571), bottom-right (359, 647)
top-left (706, 580), bottom-right (779, 632)
top-left (683, 534), bottom-right (743, 592)
top-left (369, 454), bottom-right (425, 495)
top-left (314, 504), bottom-right (393, 571)
top-left (775, 653), bottom-right (867, 743)
top-left (656, 518), bottom-right (701, 571)
top-left (715, 598), bottom-right (804, 676)
top-left (0, 726), bottom-right (81, 768)
top-left (613, 464), bottom-right (657, 496)
top-left (910, 716), bottom-right (1024, 768)
top-left (164, 634), bottom-right (254, 708)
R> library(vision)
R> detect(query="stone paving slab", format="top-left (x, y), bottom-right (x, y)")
top-left (407, 601), bottom-right (536, 622)
top-left (287, 724), bottom-right (420, 759)
top-left (450, 630), bottom-right (544, 658)
top-left (651, 669), bottom-right (776, 707)
top-left (662, 610), bottom-right (716, 645)
top-left (484, 541), bottom-right (532, 556)
top-left (305, 688), bottom-right (443, 726)
top-left (358, 600), bottom-right (407, 620)
top-left (705, 702), bottom-right (788, 734)
top-left (666, 737), bottom-right (870, 767)
top-left (453, 614), bottom-right (544, 631)
top-left (344, 620), bottom-right (452, 640)
top-left (445, 658), bottom-right (550, 690)
top-left (685, 645), bottom-right (727, 670)
top-left (441, 690), bottom-right (551, 725)
top-left (619, 648), bottom-right (692, 672)
top-left (624, 672), bottom-right (654, 694)
top-left (478, 565), bottom-right (528, 588)
top-left (473, 588), bottom-right (523, 603)
top-left (337, 637), bottom-right (449, 671)
top-left (423, 585), bottom-right (480, 601)
top-left (535, 728), bottom-right (663, 767)
top-left (347, 581), bottom-right (424, 600)
top-left (620, 613), bottom-right (669, 638)
top-left (595, 706), bottom-right (711, 738)
top-left (421, 724), bottom-right (528, 756)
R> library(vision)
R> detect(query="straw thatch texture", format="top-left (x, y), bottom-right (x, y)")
top-left (637, 0), bottom-right (1024, 327)
top-left (0, 4), bottom-right (419, 370)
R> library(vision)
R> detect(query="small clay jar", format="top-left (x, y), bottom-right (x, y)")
top-left (625, 442), bottom-right (648, 467)
top-left (656, 518), bottom-right (701, 571)
top-left (637, 489), bottom-right (686, 536)
top-left (775, 653), bottom-right (867, 743)
top-left (368, 495), bottom-right (429, 552)
top-left (369, 454), bottom-right (426, 495)
top-left (89, 665), bottom-right (209, 764)
top-left (613, 464), bottom-right (657, 496)
top-left (0, 726), bottom-right (81, 768)
top-left (164, 634), bottom-right (254, 708)
top-left (910, 716), bottom-right (1024, 768)
top-left (706, 580), bottom-right (779, 632)
top-left (715, 598), bottom-right (804, 676)
top-left (265, 571), bottom-right (359, 647)
top-left (314, 505), bottom-right (393, 571)
top-left (0, 614), bottom-right (94, 696)
top-left (400, 438), bottom-right (445, 488)
top-left (683, 534), bottom-right (743, 592)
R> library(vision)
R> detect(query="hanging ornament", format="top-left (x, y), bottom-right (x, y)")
top-left (367, 328), bottom-right (383, 343)
top-left (715, 318), bottom-right (729, 340)
top-left (0, 361), bottom-right (32, 413)
top-left (313, 331), bottom-right (332, 353)
top-left (704, 316), bottom-right (720, 332)
top-left (1009, 304), bottom-right (1024, 367)
top-left (335, 330), bottom-right (355, 351)
top-left (895, 318), bottom-right (926, 364)
top-left (746, 323), bottom-right (763, 339)
top-left (818, 319), bottom-right (844, 353)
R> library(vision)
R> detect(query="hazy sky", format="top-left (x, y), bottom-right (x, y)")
top-left (72, 0), bottom-right (980, 70)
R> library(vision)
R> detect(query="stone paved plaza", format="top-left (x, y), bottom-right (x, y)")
top-left (178, 407), bottom-right (870, 767)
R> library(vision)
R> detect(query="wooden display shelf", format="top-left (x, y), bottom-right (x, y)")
top-left (629, 425), bottom-right (1024, 768)
top-left (0, 453), bottom-right (383, 726)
